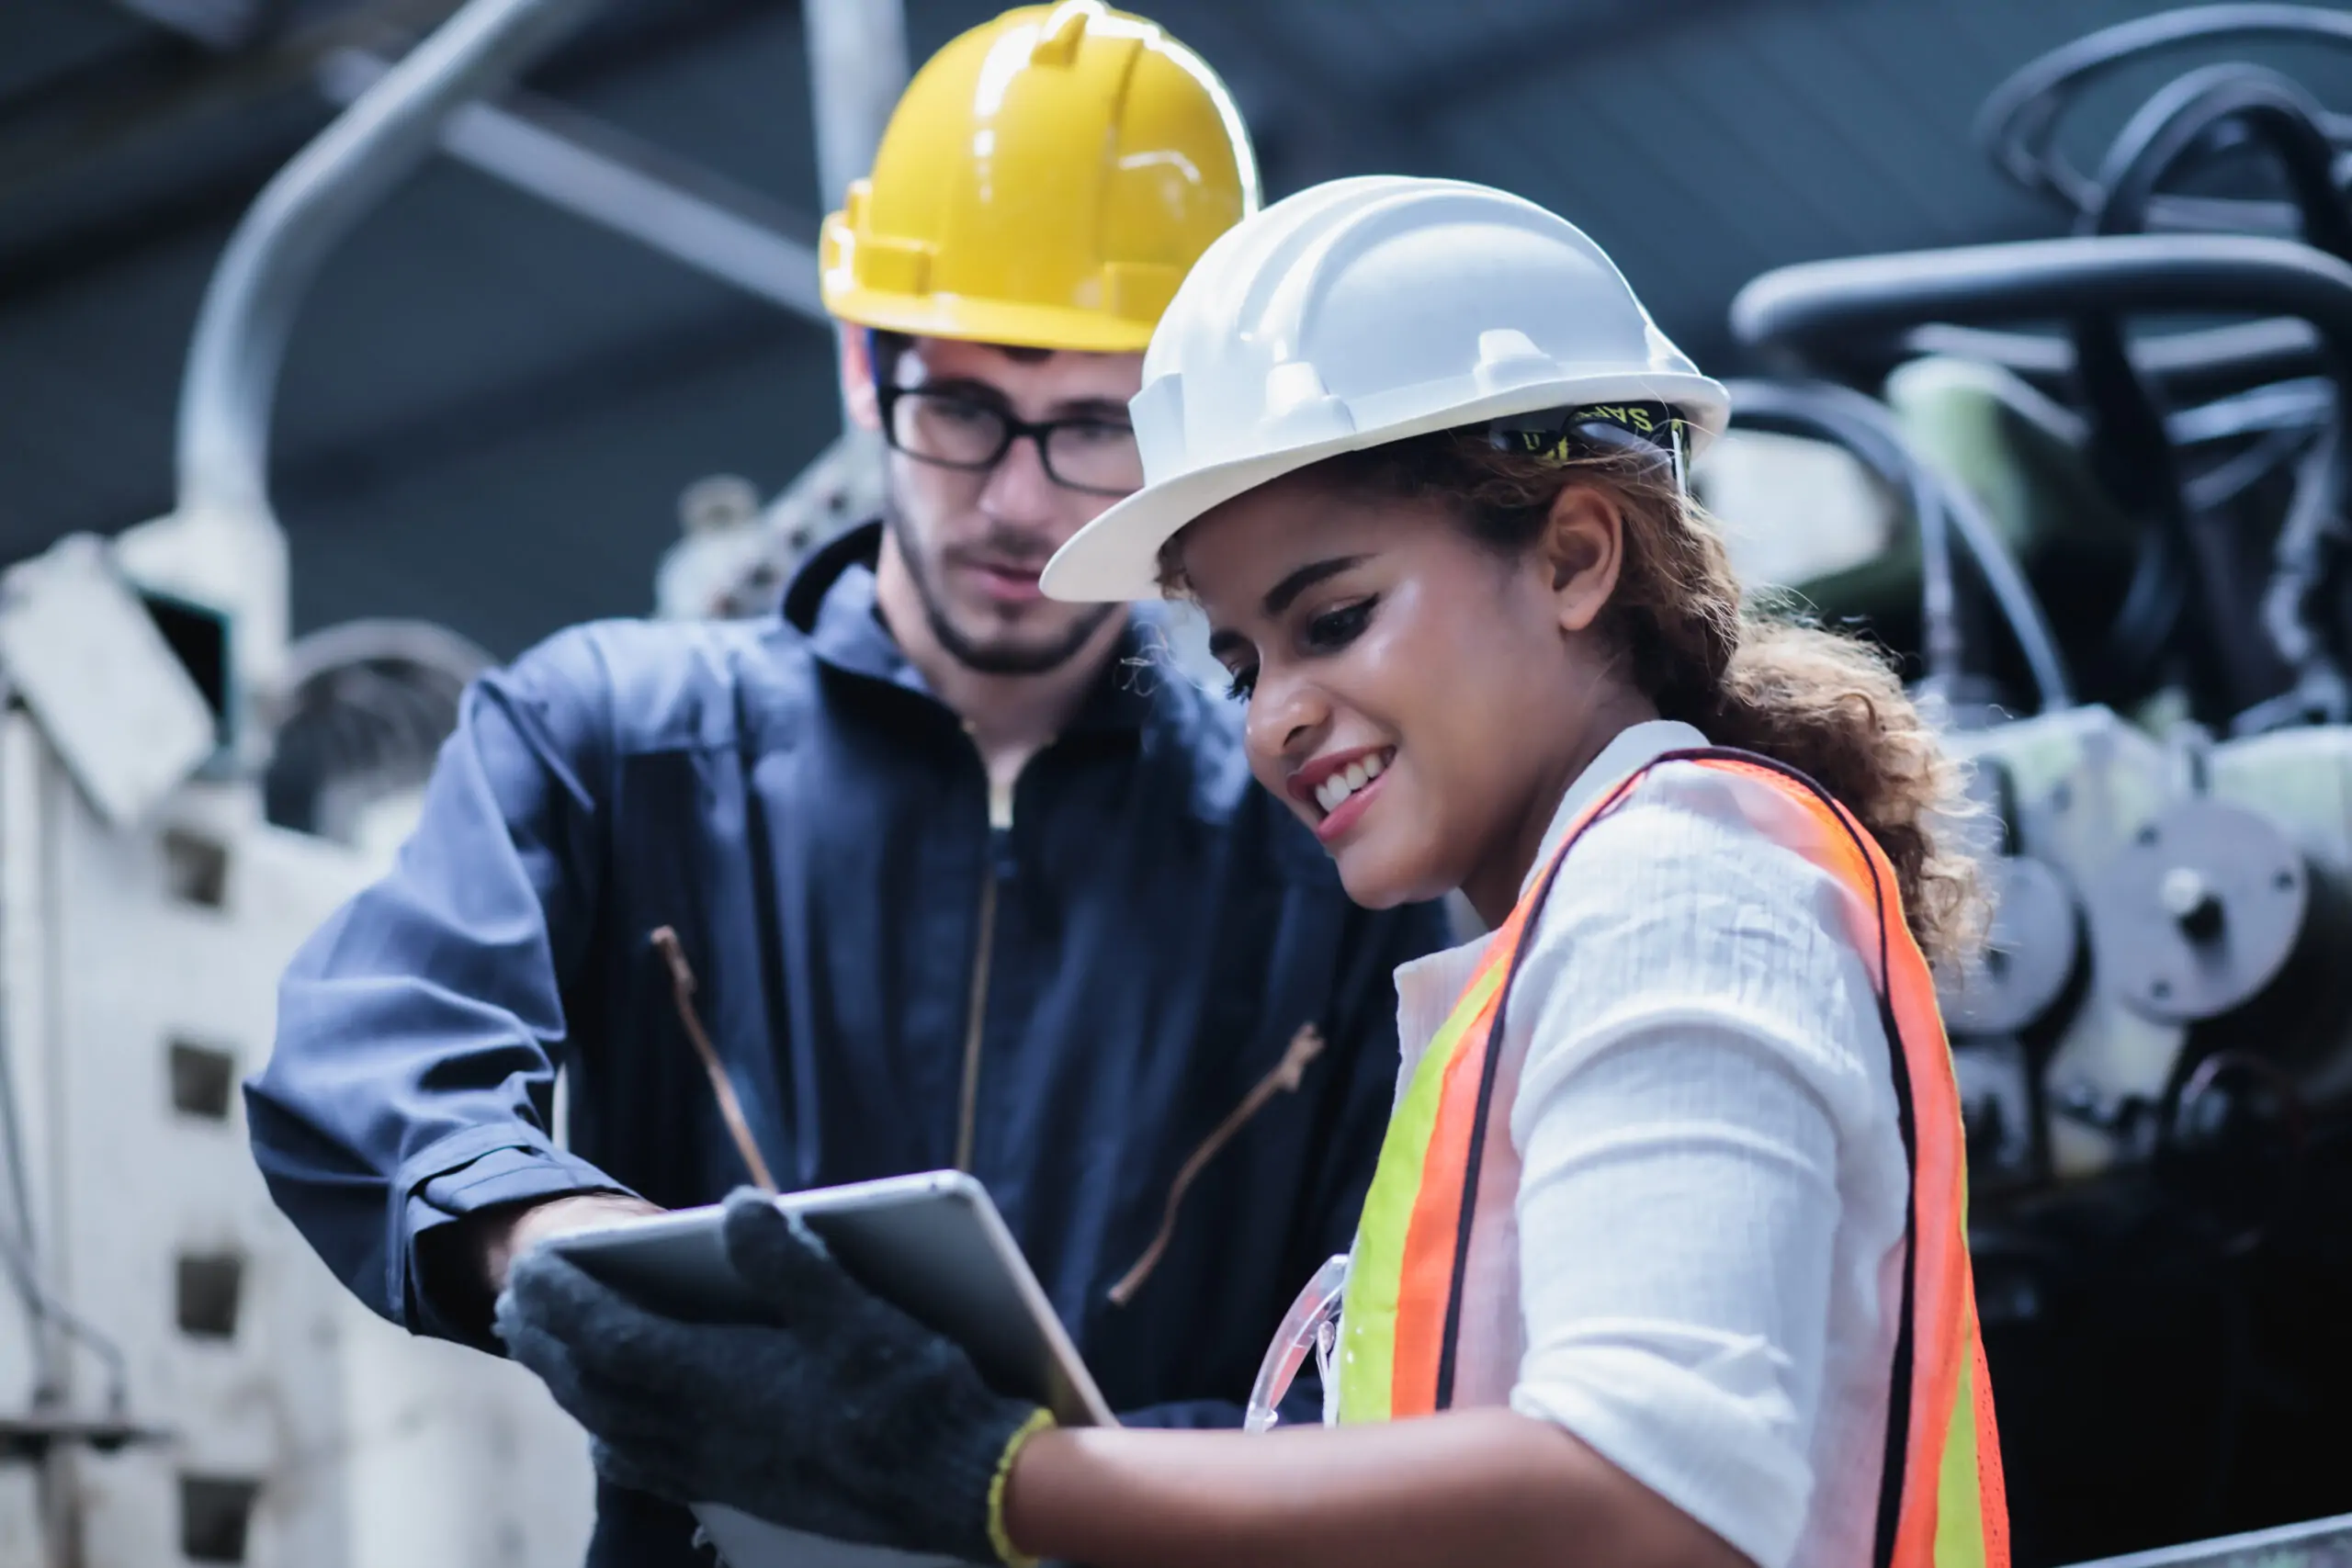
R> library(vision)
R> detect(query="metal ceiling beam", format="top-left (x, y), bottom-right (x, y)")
top-left (0, 1), bottom-right (457, 204)
top-left (1374, 0), bottom-right (1774, 124)
top-left (270, 295), bottom-right (819, 514)
top-left (319, 48), bottom-right (825, 321)
top-left (0, 0), bottom-right (775, 308)
top-left (1223, 0), bottom-right (1819, 188)
top-left (109, 0), bottom-right (282, 51)
top-left (175, 0), bottom-right (603, 535)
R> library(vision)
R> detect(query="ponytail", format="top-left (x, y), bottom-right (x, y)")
top-left (1306, 430), bottom-right (1984, 966)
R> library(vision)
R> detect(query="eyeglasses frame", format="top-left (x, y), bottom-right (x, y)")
top-left (875, 382), bottom-right (1141, 498)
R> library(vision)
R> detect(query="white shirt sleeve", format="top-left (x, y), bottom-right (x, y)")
top-left (1505, 766), bottom-right (1900, 1568)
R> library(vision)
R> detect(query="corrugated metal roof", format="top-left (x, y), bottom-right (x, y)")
top-left (2, 0), bottom-right (2349, 655)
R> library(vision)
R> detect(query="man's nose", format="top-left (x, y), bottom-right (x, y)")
top-left (978, 430), bottom-right (1058, 524)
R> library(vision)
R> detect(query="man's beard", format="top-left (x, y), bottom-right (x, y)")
top-left (885, 505), bottom-right (1118, 676)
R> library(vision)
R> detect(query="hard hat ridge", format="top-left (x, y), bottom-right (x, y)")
top-left (820, 4), bottom-right (1258, 354)
top-left (1042, 175), bottom-right (1732, 603)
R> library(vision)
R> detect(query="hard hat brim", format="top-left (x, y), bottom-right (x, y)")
top-left (820, 279), bottom-right (1158, 355)
top-left (1042, 374), bottom-right (1731, 604)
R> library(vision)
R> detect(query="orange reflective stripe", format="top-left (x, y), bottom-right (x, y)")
top-left (1390, 980), bottom-right (1497, 1415)
top-left (1336, 958), bottom-right (1504, 1423)
top-left (1337, 748), bottom-right (2007, 1564)
top-left (1384, 763), bottom-right (1655, 1418)
top-left (1688, 757), bottom-right (1999, 1567)
top-left (1973, 1308), bottom-right (2012, 1567)
top-left (1397, 931), bottom-right (1536, 1414)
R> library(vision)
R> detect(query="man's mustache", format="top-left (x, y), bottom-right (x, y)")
top-left (943, 535), bottom-right (1059, 574)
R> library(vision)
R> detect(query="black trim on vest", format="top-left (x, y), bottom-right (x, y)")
top-left (1428, 747), bottom-right (1920, 1568)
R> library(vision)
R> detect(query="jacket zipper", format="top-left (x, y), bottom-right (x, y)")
top-left (954, 761), bottom-right (1014, 1174)
top-left (1107, 1021), bottom-right (1329, 1306)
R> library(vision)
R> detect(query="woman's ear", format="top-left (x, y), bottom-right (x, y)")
top-left (1538, 482), bottom-right (1626, 634)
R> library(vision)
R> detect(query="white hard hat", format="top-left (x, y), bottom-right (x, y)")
top-left (1040, 175), bottom-right (1731, 604)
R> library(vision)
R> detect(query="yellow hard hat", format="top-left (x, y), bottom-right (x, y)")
top-left (819, 1), bottom-right (1259, 355)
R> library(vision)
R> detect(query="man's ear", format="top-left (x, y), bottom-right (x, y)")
top-left (1539, 482), bottom-right (1626, 635)
top-left (838, 324), bottom-right (881, 433)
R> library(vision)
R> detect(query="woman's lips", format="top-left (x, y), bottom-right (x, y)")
top-left (1315, 764), bottom-right (1387, 844)
top-left (1289, 747), bottom-right (1395, 845)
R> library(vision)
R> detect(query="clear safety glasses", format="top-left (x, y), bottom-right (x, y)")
top-left (1243, 1252), bottom-right (1351, 1432)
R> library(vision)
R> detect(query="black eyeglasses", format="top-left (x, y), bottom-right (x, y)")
top-left (876, 384), bottom-right (1144, 497)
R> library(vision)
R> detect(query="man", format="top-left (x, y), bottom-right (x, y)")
top-left (247, 6), bottom-right (1448, 1564)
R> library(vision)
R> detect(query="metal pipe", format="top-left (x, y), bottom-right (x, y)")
top-left (802, 0), bottom-right (910, 210)
top-left (799, 0), bottom-right (903, 442)
top-left (1731, 233), bottom-right (2352, 377)
top-left (316, 49), bottom-right (825, 321)
top-left (1901, 320), bottom-right (2323, 404)
top-left (1724, 378), bottom-right (2077, 715)
top-left (175, 0), bottom-right (603, 529)
top-left (1974, 4), bottom-right (2352, 221)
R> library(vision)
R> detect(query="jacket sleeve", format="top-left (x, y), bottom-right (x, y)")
top-left (246, 627), bottom-right (629, 1348)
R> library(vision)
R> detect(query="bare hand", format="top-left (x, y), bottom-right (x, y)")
top-left (480, 1192), bottom-right (663, 1295)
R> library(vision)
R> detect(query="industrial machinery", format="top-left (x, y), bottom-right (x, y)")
top-left (640, 10), bottom-right (2352, 1564)
top-left (14, 1), bottom-right (2352, 1565)
top-left (0, 0), bottom-right (909, 1563)
top-left (1690, 10), bottom-right (2352, 1562)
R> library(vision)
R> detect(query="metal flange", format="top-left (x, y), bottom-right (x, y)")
top-left (1940, 854), bottom-right (2083, 1036)
top-left (2085, 799), bottom-right (2313, 1024)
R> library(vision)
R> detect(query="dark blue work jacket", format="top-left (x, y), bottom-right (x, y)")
top-left (248, 524), bottom-right (1448, 1567)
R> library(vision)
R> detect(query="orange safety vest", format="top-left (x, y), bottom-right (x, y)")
top-left (1333, 749), bottom-right (2008, 1568)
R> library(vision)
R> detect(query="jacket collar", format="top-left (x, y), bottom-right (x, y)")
top-left (780, 521), bottom-right (1154, 736)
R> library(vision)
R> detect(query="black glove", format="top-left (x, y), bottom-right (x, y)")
top-left (497, 1189), bottom-right (1047, 1564)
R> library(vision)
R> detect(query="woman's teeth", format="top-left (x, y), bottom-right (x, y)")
top-left (1316, 750), bottom-right (1391, 815)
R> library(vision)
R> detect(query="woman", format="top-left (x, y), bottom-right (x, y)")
top-left (501, 176), bottom-right (2008, 1568)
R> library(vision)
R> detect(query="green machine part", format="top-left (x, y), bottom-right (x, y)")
top-left (1772, 357), bottom-right (2146, 695)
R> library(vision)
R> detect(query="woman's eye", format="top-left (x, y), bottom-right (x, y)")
top-left (1304, 597), bottom-right (1376, 652)
top-left (1222, 665), bottom-right (1259, 704)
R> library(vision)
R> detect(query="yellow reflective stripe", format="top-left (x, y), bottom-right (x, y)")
top-left (1336, 964), bottom-right (1503, 1423)
top-left (1932, 1110), bottom-right (1991, 1566)
top-left (1932, 1331), bottom-right (1990, 1568)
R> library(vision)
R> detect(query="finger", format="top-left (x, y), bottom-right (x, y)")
top-left (719, 1193), bottom-right (862, 1329)
top-left (503, 1253), bottom-right (726, 1396)
top-left (503, 1246), bottom-right (639, 1342)
top-left (500, 1316), bottom-right (681, 1450)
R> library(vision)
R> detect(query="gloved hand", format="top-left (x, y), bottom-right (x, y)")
top-left (496, 1188), bottom-right (1050, 1564)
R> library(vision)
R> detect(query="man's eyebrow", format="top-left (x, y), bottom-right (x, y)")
top-left (1045, 396), bottom-right (1132, 422)
top-left (1263, 556), bottom-right (1368, 617)
top-left (903, 376), bottom-right (1012, 406)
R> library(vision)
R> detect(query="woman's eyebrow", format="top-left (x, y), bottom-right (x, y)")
top-left (1262, 556), bottom-right (1368, 616)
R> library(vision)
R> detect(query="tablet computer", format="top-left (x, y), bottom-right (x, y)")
top-left (548, 1170), bottom-right (1113, 1567)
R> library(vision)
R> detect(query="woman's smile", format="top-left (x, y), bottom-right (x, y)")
top-left (1287, 744), bottom-right (1397, 842)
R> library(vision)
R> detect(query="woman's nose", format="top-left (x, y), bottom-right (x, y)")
top-left (1244, 664), bottom-right (1325, 768)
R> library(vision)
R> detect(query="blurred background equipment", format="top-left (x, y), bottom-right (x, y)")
top-left (0, 0), bottom-right (913, 1562)
top-left (9, 2), bottom-right (2352, 1566)
top-left (1694, 8), bottom-right (2352, 1562)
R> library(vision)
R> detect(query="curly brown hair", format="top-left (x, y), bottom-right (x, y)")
top-left (1166, 428), bottom-right (1985, 966)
